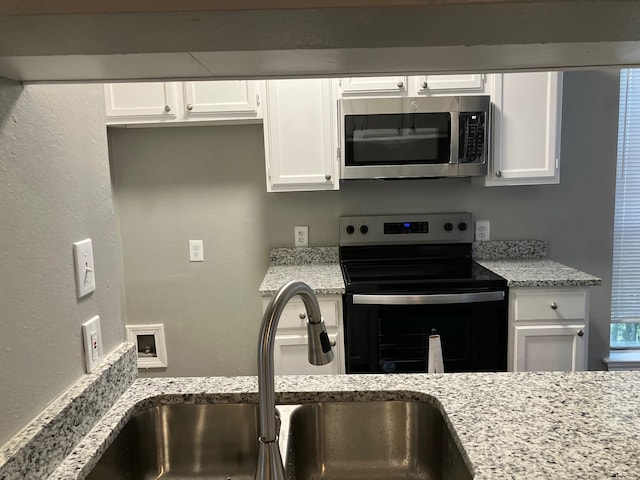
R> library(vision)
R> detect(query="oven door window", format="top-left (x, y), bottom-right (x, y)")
top-left (344, 113), bottom-right (451, 166)
top-left (345, 298), bottom-right (507, 374)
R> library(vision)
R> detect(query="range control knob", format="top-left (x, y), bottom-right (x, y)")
top-left (346, 225), bottom-right (355, 235)
top-left (360, 225), bottom-right (369, 234)
top-left (458, 222), bottom-right (468, 231)
top-left (444, 222), bottom-right (453, 232)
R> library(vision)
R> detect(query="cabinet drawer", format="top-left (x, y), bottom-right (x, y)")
top-left (513, 289), bottom-right (587, 321)
top-left (262, 296), bottom-right (340, 331)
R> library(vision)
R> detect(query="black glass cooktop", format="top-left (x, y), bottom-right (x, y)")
top-left (340, 244), bottom-right (507, 294)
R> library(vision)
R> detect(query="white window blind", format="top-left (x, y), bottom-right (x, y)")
top-left (612, 69), bottom-right (640, 324)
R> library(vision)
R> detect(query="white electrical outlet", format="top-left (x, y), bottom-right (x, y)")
top-left (73, 238), bottom-right (96, 298)
top-left (82, 316), bottom-right (103, 373)
top-left (294, 226), bottom-right (309, 247)
top-left (189, 240), bottom-right (204, 262)
top-left (475, 220), bottom-right (491, 241)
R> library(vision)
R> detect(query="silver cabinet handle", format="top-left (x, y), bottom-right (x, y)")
top-left (330, 339), bottom-right (337, 347)
top-left (186, 104), bottom-right (193, 111)
top-left (164, 105), bottom-right (171, 112)
top-left (397, 81), bottom-right (404, 88)
top-left (299, 312), bottom-right (306, 320)
top-left (325, 174), bottom-right (332, 181)
top-left (551, 302), bottom-right (558, 310)
top-left (421, 81), bottom-right (428, 89)
top-left (496, 170), bottom-right (502, 177)
top-left (353, 291), bottom-right (504, 306)
top-left (577, 330), bottom-right (585, 337)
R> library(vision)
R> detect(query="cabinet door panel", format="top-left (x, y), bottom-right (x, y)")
top-left (183, 80), bottom-right (259, 116)
top-left (417, 74), bottom-right (484, 93)
top-left (274, 333), bottom-right (344, 375)
top-left (487, 72), bottom-right (562, 185)
top-left (105, 82), bottom-right (176, 118)
top-left (340, 76), bottom-right (408, 95)
top-left (264, 79), bottom-right (337, 191)
top-left (514, 325), bottom-right (586, 372)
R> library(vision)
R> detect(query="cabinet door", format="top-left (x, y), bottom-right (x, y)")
top-left (514, 324), bottom-right (586, 372)
top-left (263, 79), bottom-right (338, 192)
top-left (274, 333), bottom-right (344, 375)
top-left (105, 82), bottom-right (176, 121)
top-left (415, 74), bottom-right (485, 94)
top-left (182, 80), bottom-right (260, 118)
top-left (486, 72), bottom-right (562, 185)
top-left (339, 76), bottom-right (408, 96)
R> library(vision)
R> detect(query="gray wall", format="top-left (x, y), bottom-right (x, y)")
top-left (110, 70), bottom-right (618, 376)
top-left (0, 81), bottom-right (125, 445)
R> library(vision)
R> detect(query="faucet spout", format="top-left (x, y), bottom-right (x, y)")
top-left (255, 281), bottom-right (334, 480)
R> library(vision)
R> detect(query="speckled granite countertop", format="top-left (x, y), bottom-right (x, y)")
top-left (260, 244), bottom-right (601, 294)
top-left (477, 259), bottom-right (602, 287)
top-left (260, 247), bottom-right (344, 296)
top-left (52, 371), bottom-right (640, 479)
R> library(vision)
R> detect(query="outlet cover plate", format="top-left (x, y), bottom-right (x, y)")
top-left (189, 240), bottom-right (204, 262)
top-left (475, 220), bottom-right (490, 241)
top-left (82, 315), bottom-right (103, 373)
top-left (294, 225), bottom-right (309, 247)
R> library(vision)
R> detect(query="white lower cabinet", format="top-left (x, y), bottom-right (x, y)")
top-left (261, 294), bottom-right (345, 375)
top-left (274, 332), bottom-right (343, 375)
top-left (514, 324), bottom-right (586, 372)
top-left (509, 287), bottom-right (588, 372)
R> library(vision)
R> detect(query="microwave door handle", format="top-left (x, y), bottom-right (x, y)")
top-left (450, 111), bottom-right (459, 164)
top-left (352, 291), bottom-right (505, 305)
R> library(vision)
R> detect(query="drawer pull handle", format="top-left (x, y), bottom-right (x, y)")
top-left (577, 330), bottom-right (585, 337)
top-left (299, 312), bottom-right (306, 319)
top-left (330, 340), bottom-right (337, 347)
top-left (550, 302), bottom-right (558, 310)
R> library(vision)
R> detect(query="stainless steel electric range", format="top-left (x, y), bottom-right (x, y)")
top-left (339, 213), bottom-right (508, 374)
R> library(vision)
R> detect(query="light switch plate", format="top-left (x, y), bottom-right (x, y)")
top-left (82, 315), bottom-right (103, 373)
top-left (475, 220), bottom-right (490, 241)
top-left (73, 239), bottom-right (96, 298)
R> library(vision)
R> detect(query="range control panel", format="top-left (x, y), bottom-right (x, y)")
top-left (339, 213), bottom-right (473, 246)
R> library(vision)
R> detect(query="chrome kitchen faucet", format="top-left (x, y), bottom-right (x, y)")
top-left (255, 281), bottom-right (334, 480)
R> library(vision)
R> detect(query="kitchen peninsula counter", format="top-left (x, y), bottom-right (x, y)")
top-left (52, 371), bottom-right (640, 480)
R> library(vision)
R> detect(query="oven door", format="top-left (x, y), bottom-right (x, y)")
top-left (344, 290), bottom-right (508, 373)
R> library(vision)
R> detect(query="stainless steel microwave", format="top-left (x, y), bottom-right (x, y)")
top-left (339, 95), bottom-right (490, 180)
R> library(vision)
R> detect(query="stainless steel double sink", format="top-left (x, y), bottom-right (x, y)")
top-left (86, 400), bottom-right (472, 480)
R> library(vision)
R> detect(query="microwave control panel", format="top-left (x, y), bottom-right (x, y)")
top-left (459, 112), bottom-right (486, 163)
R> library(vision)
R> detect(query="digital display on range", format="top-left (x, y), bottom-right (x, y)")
top-left (384, 222), bottom-right (429, 234)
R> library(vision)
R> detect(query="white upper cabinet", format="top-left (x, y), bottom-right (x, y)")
top-left (263, 79), bottom-right (338, 192)
top-left (338, 74), bottom-right (487, 97)
top-left (415, 74), bottom-right (485, 94)
top-left (182, 80), bottom-right (260, 118)
top-left (105, 80), bottom-right (263, 126)
top-left (483, 72), bottom-right (562, 186)
top-left (339, 76), bottom-right (409, 96)
top-left (105, 82), bottom-right (177, 121)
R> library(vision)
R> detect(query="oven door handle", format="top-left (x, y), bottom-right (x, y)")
top-left (352, 291), bottom-right (505, 305)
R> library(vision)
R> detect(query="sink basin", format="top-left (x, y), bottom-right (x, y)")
top-left (86, 400), bottom-right (471, 480)
top-left (284, 401), bottom-right (473, 480)
top-left (86, 403), bottom-right (259, 480)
